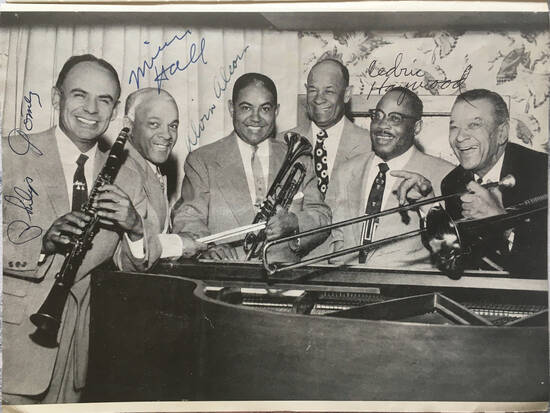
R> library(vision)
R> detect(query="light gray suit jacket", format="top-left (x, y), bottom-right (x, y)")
top-left (2, 127), bottom-right (145, 399)
top-left (172, 132), bottom-right (331, 260)
top-left (327, 147), bottom-right (454, 268)
top-left (114, 143), bottom-right (169, 272)
top-left (280, 116), bottom-right (371, 202)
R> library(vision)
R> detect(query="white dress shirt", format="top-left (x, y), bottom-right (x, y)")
top-left (55, 126), bottom-right (97, 204)
top-left (236, 136), bottom-right (270, 206)
top-left (311, 116), bottom-right (345, 178)
top-left (475, 152), bottom-right (505, 184)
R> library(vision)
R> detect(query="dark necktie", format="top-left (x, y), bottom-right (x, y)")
top-left (314, 129), bottom-right (329, 195)
top-left (359, 162), bottom-right (389, 263)
top-left (72, 154), bottom-right (89, 212)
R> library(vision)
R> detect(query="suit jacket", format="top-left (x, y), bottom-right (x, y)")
top-left (327, 147), bottom-right (454, 267)
top-left (2, 127), bottom-right (145, 399)
top-left (172, 132), bottom-right (331, 260)
top-left (441, 142), bottom-right (548, 277)
top-left (280, 116), bottom-right (371, 203)
top-left (114, 143), bottom-right (169, 272)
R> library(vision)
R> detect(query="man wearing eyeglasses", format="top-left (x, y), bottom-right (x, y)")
top-left (327, 87), bottom-right (453, 267)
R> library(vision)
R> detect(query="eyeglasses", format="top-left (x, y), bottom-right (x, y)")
top-left (369, 109), bottom-right (419, 126)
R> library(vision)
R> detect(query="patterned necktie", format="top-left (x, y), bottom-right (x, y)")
top-left (359, 162), bottom-right (389, 263)
top-left (314, 129), bottom-right (329, 195)
top-left (251, 145), bottom-right (266, 210)
top-left (155, 168), bottom-right (165, 193)
top-left (72, 154), bottom-right (89, 212)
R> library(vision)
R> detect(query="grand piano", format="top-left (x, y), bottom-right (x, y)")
top-left (86, 260), bottom-right (548, 402)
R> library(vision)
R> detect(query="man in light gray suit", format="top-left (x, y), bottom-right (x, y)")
top-left (281, 59), bottom-right (371, 199)
top-left (172, 73), bottom-right (331, 261)
top-left (328, 87), bottom-right (453, 267)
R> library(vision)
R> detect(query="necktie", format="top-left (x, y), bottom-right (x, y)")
top-left (314, 129), bottom-right (329, 195)
top-left (359, 162), bottom-right (389, 263)
top-left (155, 168), bottom-right (165, 193)
top-left (72, 154), bottom-right (89, 212)
top-left (251, 145), bottom-right (266, 210)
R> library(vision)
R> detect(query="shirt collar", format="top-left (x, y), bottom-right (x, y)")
top-left (235, 134), bottom-right (270, 157)
top-left (372, 145), bottom-right (415, 171)
top-left (311, 116), bottom-right (346, 140)
top-left (475, 153), bottom-right (505, 184)
top-left (55, 125), bottom-right (97, 163)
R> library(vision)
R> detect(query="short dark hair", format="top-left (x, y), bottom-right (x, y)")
top-left (232, 73), bottom-right (277, 104)
top-left (310, 58), bottom-right (350, 87)
top-left (454, 89), bottom-right (509, 125)
top-left (55, 54), bottom-right (121, 100)
top-left (386, 86), bottom-right (423, 118)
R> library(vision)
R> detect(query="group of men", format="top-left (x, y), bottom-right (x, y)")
top-left (2, 54), bottom-right (547, 404)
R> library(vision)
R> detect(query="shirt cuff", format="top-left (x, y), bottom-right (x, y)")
top-left (159, 233), bottom-right (184, 258)
top-left (125, 233), bottom-right (145, 259)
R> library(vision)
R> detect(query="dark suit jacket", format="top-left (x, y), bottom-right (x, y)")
top-left (2, 127), bottom-right (145, 399)
top-left (172, 132), bottom-right (331, 260)
top-left (441, 142), bottom-right (548, 277)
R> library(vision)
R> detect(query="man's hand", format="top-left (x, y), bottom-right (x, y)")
top-left (461, 181), bottom-right (506, 219)
top-left (42, 211), bottom-right (91, 254)
top-left (265, 205), bottom-right (299, 241)
top-left (202, 243), bottom-right (239, 260)
top-left (93, 184), bottom-right (143, 241)
top-left (178, 233), bottom-right (208, 258)
top-left (391, 170), bottom-right (434, 206)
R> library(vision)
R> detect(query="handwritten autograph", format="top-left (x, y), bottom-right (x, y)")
top-left (21, 91), bottom-right (43, 132)
top-left (5, 177), bottom-right (43, 245)
top-left (365, 53), bottom-right (472, 100)
top-left (154, 37), bottom-right (207, 91)
top-left (187, 45), bottom-right (250, 150)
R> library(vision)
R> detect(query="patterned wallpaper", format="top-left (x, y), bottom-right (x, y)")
top-left (299, 30), bottom-right (550, 156)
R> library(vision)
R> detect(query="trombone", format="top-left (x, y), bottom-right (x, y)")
top-left (262, 174), bottom-right (547, 277)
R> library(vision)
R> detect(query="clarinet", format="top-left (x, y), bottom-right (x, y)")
top-left (29, 128), bottom-right (130, 348)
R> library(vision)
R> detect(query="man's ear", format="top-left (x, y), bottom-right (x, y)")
top-left (51, 86), bottom-right (61, 110)
top-left (414, 119), bottom-right (423, 136)
top-left (123, 115), bottom-right (134, 133)
top-left (228, 100), bottom-right (234, 117)
top-left (343, 85), bottom-right (353, 104)
top-left (275, 103), bottom-right (280, 118)
top-left (496, 121), bottom-right (509, 145)
top-left (110, 101), bottom-right (120, 122)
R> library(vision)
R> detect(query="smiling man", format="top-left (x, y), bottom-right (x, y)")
top-left (281, 59), bottom-right (370, 199)
top-left (112, 87), bottom-right (206, 270)
top-left (172, 72), bottom-right (331, 261)
top-left (328, 87), bottom-right (453, 266)
top-left (2, 54), bottom-right (147, 404)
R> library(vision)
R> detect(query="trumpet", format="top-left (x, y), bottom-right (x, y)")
top-left (261, 174), bottom-right (546, 277)
top-left (243, 132), bottom-right (312, 260)
top-left (29, 128), bottom-right (130, 348)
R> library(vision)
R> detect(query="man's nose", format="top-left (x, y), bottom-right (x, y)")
top-left (250, 108), bottom-right (261, 122)
top-left (83, 97), bottom-right (98, 114)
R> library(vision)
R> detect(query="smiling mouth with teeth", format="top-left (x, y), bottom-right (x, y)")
top-left (76, 117), bottom-right (98, 126)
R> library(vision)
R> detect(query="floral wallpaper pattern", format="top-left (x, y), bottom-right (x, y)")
top-left (300, 30), bottom-right (550, 155)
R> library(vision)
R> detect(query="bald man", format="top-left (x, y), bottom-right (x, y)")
top-left (113, 87), bottom-right (205, 271)
top-left (280, 58), bottom-right (371, 200)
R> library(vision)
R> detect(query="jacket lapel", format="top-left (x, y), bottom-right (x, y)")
top-left (347, 153), bottom-right (374, 245)
top-left (333, 118), bottom-right (363, 173)
top-left (212, 133), bottom-right (255, 226)
top-left (33, 128), bottom-right (71, 216)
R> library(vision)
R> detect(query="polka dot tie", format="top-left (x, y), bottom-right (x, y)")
top-left (314, 129), bottom-right (329, 195)
top-left (359, 162), bottom-right (389, 263)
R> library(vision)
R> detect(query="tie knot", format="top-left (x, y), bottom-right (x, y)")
top-left (316, 129), bottom-right (328, 140)
top-left (76, 154), bottom-right (89, 167)
top-left (378, 162), bottom-right (389, 174)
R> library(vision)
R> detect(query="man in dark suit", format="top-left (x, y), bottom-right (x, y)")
top-left (2, 54), bottom-right (146, 403)
top-left (280, 59), bottom-right (371, 200)
top-left (172, 72), bottom-right (331, 261)
top-left (397, 89), bottom-right (547, 277)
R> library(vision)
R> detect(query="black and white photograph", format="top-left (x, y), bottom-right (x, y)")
top-left (0, 4), bottom-right (548, 411)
